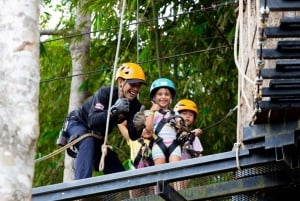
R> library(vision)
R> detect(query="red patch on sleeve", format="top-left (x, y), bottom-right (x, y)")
top-left (95, 103), bottom-right (104, 111)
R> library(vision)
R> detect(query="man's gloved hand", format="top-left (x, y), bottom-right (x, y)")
top-left (133, 105), bottom-right (146, 131)
top-left (111, 98), bottom-right (129, 116)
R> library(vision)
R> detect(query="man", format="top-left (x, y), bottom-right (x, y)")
top-left (57, 62), bottom-right (146, 179)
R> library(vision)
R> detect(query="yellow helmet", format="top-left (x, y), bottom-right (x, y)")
top-left (116, 63), bottom-right (146, 84)
top-left (174, 99), bottom-right (199, 118)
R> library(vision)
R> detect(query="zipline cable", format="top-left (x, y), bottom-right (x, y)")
top-left (201, 105), bottom-right (238, 132)
top-left (40, 45), bottom-right (230, 83)
top-left (136, 0), bottom-right (139, 63)
top-left (41, 1), bottom-right (237, 43)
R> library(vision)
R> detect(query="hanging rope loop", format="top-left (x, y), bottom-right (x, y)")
top-left (99, 144), bottom-right (113, 171)
top-left (234, 142), bottom-right (242, 171)
top-left (99, 0), bottom-right (127, 171)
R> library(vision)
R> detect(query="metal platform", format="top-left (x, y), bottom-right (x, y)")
top-left (265, 17), bottom-right (300, 38)
top-left (32, 119), bottom-right (300, 201)
top-left (260, 0), bottom-right (300, 11)
top-left (32, 149), bottom-right (300, 201)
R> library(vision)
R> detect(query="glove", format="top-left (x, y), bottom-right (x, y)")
top-left (111, 98), bottom-right (129, 116)
top-left (133, 105), bottom-right (146, 132)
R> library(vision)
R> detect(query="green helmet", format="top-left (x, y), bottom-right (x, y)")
top-left (149, 78), bottom-right (176, 99)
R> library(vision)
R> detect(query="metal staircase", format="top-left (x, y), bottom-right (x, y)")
top-left (255, 2), bottom-right (300, 123)
top-left (32, 1), bottom-right (300, 201)
top-left (238, 0), bottom-right (300, 200)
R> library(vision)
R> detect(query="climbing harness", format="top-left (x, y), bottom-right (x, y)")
top-left (178, 131), bottom-right (202, 158)
top-left (133, 138), bottom-right (155, 169)
top-left (152, 109), bottom-right (190, 162)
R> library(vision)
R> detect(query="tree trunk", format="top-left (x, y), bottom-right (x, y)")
top-left (63, 0), bottom-right (91, 182)
top-left (0, 0), bottom-right (40, 200)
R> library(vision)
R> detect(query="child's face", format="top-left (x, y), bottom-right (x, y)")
top-left (153, 88), bottom-right (172, 109)
top-left (180, 110), bottom-right (195, 126)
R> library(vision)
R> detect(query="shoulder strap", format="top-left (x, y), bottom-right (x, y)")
top-left (154, 110), bottom-right (176, 136)
top-left (154, 118), bottom-right (168, 136)
top-left (149, 138), bottom-right (155, 149)
top-left (167, 139), bottom-right (179, 157)
top-left (154, 136), bottom-right (170, 162)
top-left (133, 139), bottom-right (146, 167)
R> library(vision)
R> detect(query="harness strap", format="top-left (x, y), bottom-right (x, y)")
top-left (167, 139), bottom-right (179, 157)
top-left (154, 118), bottom-right (168, 137)
top-left (133, 138), bottom-right (154, 167)
top-left (133, 138), bottom-right (146, 167)
top-left (153, 110), bottom-right (183, 162)
top-left (154, 136), bottom-right (170, 161)
top-left (153, 135), bottom-right (179, 163)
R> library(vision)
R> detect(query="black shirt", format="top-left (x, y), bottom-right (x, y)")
top-left (72, 86), bottom-right (141, 140)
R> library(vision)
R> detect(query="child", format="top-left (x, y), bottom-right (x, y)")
top-left (143, 78), bottom-right (185, 190)
top-left (144, 78), bottom-right (182, 166)
top-left (118, 121), bottom-right (155, 197)
top-left (118, 121), bottom-right (154, 169)
top-left (174, 99), bottom-right (203, 159)
top-left (174, 99), bottom-right (204, 189)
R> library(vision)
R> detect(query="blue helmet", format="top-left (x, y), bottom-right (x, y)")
top-left (150, 78), bottom-right (176, 99)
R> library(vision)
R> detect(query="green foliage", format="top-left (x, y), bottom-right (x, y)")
top-left (35, 0), bottom-right (238, 186)
top-left (34, 38), bottom-right (72, 186)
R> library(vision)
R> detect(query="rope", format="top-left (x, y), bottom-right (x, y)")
top-left (234, 142), bottom-right (241, 171)
top-left (234, 5), bottom-right (242, 171)
top-left (99, 0), bottom-right (127, 172)
top-left (35, 133), bottom-right (102, 163)
top-left (234, 14), bottom-right (251, 111)
top-left (136, 0), bottom-right (140, 62)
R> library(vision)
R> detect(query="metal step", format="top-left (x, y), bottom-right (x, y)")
top-left (260, 0), bottom-right (300, 11)
top-left (280, 17), bottom-right (300, 30)
top-left (270, 97), bottom-right (300, 103)
top-left (261, 69), bottom-right (300, 78)
top-left (243, 121), bottom-right (298, 144)
top-left (261, 87), bottom-right (300, 97)
top-left (265, 17), bottom-right (300, 38)
top-left (260, 40), bottom-right (300, 59)
top-left (269, 79), bottom-right (300, 89)
top-left (262, 60), bottom-right (300, 78)
top-left (259, 100), bottom-right (300, 109)
top-left (277, 40), bottom-right (300, 52)
top-left (276, 60), bottom-right (300, 71)
top-left (259, 49), bottom-right (300, 59)
top-left (265, 27), bottom-right (300, 38)
top-left (254, 107), bottom-right (300, 123)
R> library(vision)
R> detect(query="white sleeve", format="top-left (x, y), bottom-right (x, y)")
top-left (192, 137), bottom-right (204, 152)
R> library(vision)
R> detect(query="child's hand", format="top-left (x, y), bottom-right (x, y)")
top-left (150, 100), bottom-right (160, 112)
top-left (192, 128), bottom-right (203, 136)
